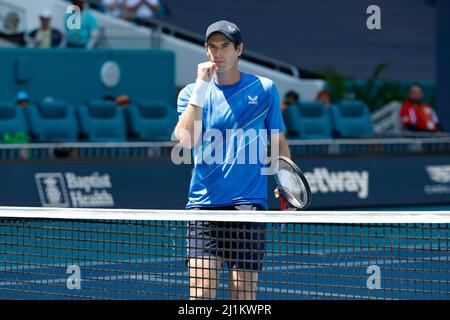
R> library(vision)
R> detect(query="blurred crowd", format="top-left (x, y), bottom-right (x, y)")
top-left (0, 0), bottom-right (99, 49)
top-left (282, 82), bottom-right (442, 134)
top-left (0, 0), bottom-right (167, 49)
top-left (100, 0), bottom-right (161, 22)
top-left (0, 0), bottom-right (442, 135)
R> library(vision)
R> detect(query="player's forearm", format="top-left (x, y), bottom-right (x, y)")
top-left (278, 133), bottom-right (291, 159)
top-left (86, 29), bottom-right (99, 49)
top-left (174, 63), bottom-right (215, 148)
top-left (279, 139), bottom-right (291, 159)
top-left (174, 105), bottom-right (203, 148)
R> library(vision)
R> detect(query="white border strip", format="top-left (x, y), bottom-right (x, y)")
top-left (0, 206), bottom-right (449, 223)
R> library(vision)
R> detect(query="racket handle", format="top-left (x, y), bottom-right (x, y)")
top-left (280, 196), bottom-right (286, 210)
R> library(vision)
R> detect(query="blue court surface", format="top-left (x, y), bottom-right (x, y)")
top-left (1, 210), bottom-right (449, 300)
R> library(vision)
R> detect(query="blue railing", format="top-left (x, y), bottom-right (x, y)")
top-left (1, 137), bottom-right (450, 160)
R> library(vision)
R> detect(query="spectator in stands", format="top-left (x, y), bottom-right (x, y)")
top-left (1, 12), bottom-right (26, 46)
top-left (4, 11), bottom-right (20, 32)
top-left (102, 0), bottom-right (126, 17)
top-left (315, 89), bottom-right (332, 107)
top-left (124, 0), bottom-right (160, 23)
top-left (116, 95), bottom-right (131, 108)
top-left (16, 91), bottom-right (29, 108)
top-left (103, 94), bottom-right (130, 108)
top-left (281, 90), bottom-right (300, 113)
top-left (103, 95), bottom-right (116, 101)
top-left (400, 84), bottom-right (443, 133)
top-left (65, 0), bottom-right (100, 49)
top-left (84, 0), bottom-right (103, 11)
top-left (28, 9), bottom-right (63, 48)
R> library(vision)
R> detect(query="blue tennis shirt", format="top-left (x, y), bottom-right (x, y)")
top-left (177, 72), bottom-right (286, 209)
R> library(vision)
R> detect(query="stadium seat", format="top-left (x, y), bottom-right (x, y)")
top-left (0, 102), bottom-right (29, 141)
top-left (126, 100), bottom-right (177, 141)
top-left (330, 100), bottom-right (374, 138)
top-left (283, 102), bottom-right (332, 139)
top-left (26, 100), bottom-right (79, 142)
top-left (78, 100), bottom-right (126, 142)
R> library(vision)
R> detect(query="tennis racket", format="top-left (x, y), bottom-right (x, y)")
top-left (273, 156), bottom-right (312, 210)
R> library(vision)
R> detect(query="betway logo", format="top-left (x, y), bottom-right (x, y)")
top-left (304, 168), bottom-right (369, 199)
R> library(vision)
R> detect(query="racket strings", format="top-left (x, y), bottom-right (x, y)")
top-left (276, 164), bottom-right (309, 207)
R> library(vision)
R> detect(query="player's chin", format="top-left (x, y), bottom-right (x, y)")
top-left (213, 62), bottom-right (226, 71)
top-left (214, 67), bottom-right (226, 73)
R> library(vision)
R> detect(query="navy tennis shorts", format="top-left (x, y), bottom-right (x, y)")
top-left (186, 204), bottom-right (266, 271)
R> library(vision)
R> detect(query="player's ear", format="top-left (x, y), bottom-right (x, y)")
top-left (237, 43), bottom-right (244, 57)
top-left (205, 43), bottom-right (212, 59)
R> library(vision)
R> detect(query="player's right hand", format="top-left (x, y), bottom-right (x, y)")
top-left (274, 187), bottom-right (280, 198)
top-left (197, 61), bottom-right (216, 82)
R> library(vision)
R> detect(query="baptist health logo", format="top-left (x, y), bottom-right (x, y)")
top-left (35, 172), bottom-right (114, 207)
top-left (424, 165), bottom-right (450, 194)
top-left (35, 173), bottom-right (70, 207)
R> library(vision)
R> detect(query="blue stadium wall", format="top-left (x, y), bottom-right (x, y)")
top-left (159, 0), bottom-right (436, 80)
top-left (436, 1), bottom-right (450, 131)
top-left (0, 49), bottom-right (175, 105)
top-left (1, 154), bottom-right (449, 210)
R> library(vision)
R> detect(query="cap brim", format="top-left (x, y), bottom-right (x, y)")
top-left (206, 31), bottom-right (236, 43)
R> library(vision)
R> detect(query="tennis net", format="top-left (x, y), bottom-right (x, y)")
top-left (0, 206), bottom-right (449, 300)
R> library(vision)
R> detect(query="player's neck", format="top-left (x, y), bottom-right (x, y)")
top-left (214, 68), bottom-right (241, 86)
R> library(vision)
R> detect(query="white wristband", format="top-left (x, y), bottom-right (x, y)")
top-left (189, 79), bottom-right (209, 109)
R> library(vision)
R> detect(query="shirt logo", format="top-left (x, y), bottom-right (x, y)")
top-left (248, 95), bottom-right (258, 105)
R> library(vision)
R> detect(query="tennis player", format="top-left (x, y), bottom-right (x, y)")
top-left (174, 20), bottom-right (291, 300)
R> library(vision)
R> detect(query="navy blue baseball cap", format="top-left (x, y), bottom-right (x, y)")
top-left (205, 20), bottom-right (242, 44)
